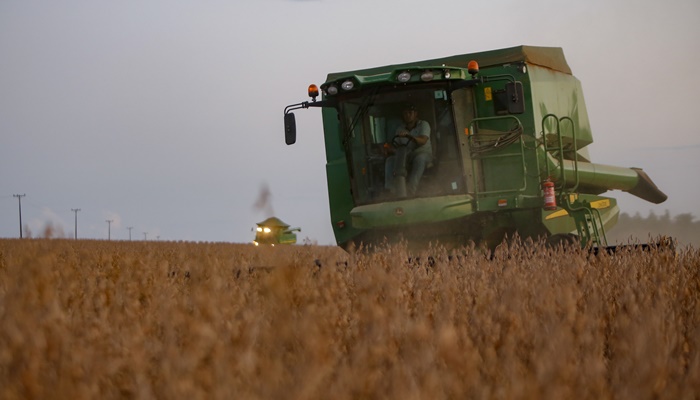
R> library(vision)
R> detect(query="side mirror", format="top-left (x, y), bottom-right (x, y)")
top-left (506, 81), bottom-right (525, 114)
top-left (284, 113), bottom-right (297, 145)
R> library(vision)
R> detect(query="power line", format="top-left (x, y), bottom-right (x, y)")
top-left (13, 194), bottom-right (26, 239)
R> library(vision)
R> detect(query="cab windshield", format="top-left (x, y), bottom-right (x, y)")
top-left (339, 85), bottom-right (466, 204)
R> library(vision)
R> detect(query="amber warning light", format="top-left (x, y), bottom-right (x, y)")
top-left (308, 84), bottom-right (319, 101)
top-left (467, 60), bottom-right (479, 78)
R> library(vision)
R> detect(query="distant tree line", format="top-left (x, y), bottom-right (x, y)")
top-left (607, 210), bottom-right (699, 248)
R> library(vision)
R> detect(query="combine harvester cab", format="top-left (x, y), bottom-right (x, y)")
top-left (253, 217), bottom-right (301, 246)
top-left (284, 45), bottom-right (667, 251)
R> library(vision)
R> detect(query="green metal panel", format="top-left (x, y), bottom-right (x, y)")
top-left (350, 194), bottom-right (474, 228)
top-left (325, 158), bottom-right (361, 246)
top-left (321, 106), bottom-right (366, 246)
top-left (542, 194), bottom-right (620, 237)
top-left (321, 106), bottom-right (343, 161)
top-left (278, 233), bottom-right (298, 244)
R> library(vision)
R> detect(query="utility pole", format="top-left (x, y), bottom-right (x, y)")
top-left (106, 219), bottom-right (113, 240)
top-left (143, 232), bottom-right (148, 241)
top-left (127, 227), bottom-right (133, 241)
top-left (71, 208), bottom-right (81, 239)
top-left (13, 194), bottom-right (26, 239)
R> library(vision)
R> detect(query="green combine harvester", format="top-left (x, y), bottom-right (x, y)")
top-left (253, 217), bottom-right (301, 246)
top-left (284, 45), bottom-right (667, 251)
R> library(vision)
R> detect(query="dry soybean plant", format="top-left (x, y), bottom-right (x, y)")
top-left (0, 238), bottom-right (698, 399)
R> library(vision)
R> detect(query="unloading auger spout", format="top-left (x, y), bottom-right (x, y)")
top-left (555, 159), bottom-right (668, 204)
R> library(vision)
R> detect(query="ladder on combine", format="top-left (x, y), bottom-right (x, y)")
top-left (541, 114), bottom-right (608, 249)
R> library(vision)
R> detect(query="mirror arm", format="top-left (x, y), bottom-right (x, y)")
top-left (284, 102), bottom-right (306, 114)
top-left (306, 99), bottom-right (337, 109)
top-left (284, 99), bottom-right (337, 115)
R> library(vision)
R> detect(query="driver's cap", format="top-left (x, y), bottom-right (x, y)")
top-left (402, 103), bottom-right (417, 112)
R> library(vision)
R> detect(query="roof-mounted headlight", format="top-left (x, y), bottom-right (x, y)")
top-left (420, 71), bottom-right (434, 81)
top-left (327, 85), bottom-right (338, 95)
top-left (397, 71), bottom-right (411, 83)
top-left (341, 80), bottom-right (354, 91)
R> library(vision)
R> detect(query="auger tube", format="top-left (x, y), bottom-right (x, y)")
top-left (554, 159), bottom-right (667, 204)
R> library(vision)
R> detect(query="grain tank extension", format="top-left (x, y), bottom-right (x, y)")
top-left (284, 45), bottom-right (667, 250)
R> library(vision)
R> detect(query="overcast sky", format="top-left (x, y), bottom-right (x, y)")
top-left (1, 0), bottom-right (699, 244)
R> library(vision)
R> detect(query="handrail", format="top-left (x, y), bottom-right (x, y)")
top-left (541, 114), bottom-right (565, 187)
top-left (542, 114), bottom-right (605, 246)
top-left (559, 116), bottom-right (580, 193)
top-left (540, 114), bottom-right (580, 193)
top-left (563, 196), bottom-right (607, 247)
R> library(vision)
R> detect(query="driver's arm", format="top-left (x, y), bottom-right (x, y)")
top-left (413, 120), bottom-right (430, 147)
top-left (413, 135), bottom-right (428, 146)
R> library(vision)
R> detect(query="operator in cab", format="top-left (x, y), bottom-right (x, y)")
top-left (384, 103), bottom-right (433, 196)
